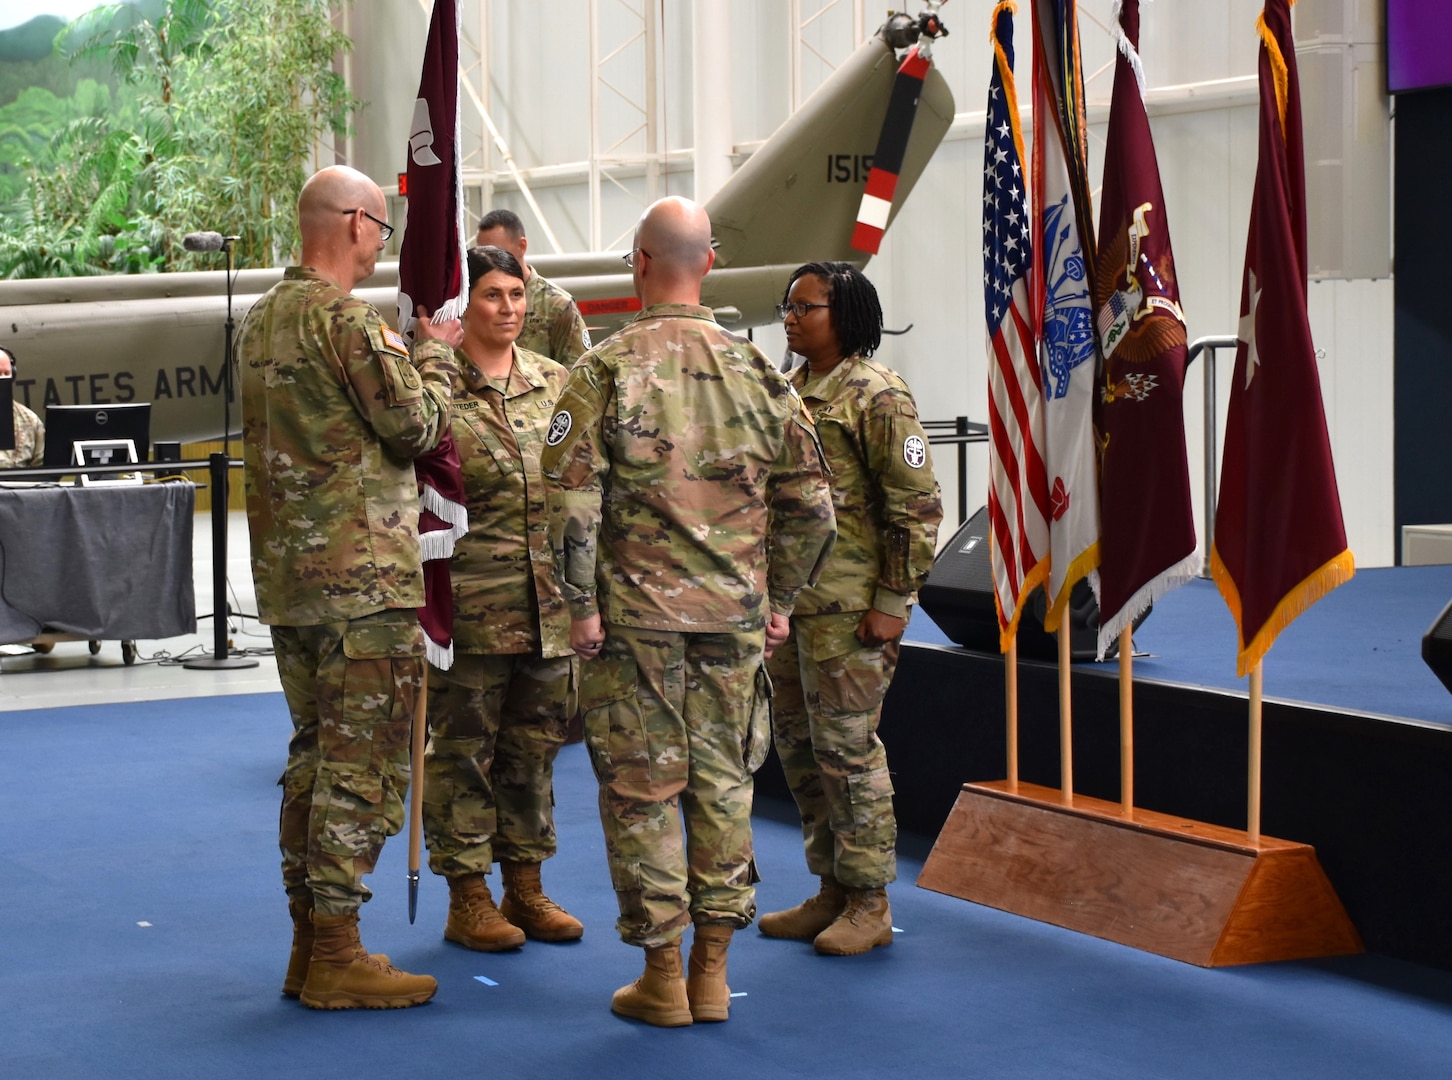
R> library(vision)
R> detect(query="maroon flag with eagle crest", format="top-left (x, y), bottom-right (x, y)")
top-left (398, 0), bottom-right (469, 670)
top-left (1091, 0), bottom-right (1198, 660)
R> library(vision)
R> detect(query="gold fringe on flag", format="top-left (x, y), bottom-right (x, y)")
top-left (1209, 544), bottom-right (1355, 678)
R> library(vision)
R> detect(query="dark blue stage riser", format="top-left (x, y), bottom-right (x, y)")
top-left (755, 641), bottom-right (1452, 973)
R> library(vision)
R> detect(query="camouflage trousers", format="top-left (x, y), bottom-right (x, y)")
top-left (422, 651), bottom-right (575, 878)
top-left (272, 610), bottom-right (425, 916)
top-left (766, 610), bottom-right (899, 889)
top-left (580, 623), bottom-right (768, 947)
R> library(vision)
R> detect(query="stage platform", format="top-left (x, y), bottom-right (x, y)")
top-left (754, 566), bottom-right (1452, 972)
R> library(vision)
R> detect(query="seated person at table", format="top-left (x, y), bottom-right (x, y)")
top-left (0, 346), bottom-right (44, 469)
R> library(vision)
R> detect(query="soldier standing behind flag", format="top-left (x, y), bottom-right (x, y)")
top-left (477, 209), bottom-right (592, 367)
top-left (541, 196), bottom-right (836, 1027)
top-left (759, 262), bottom-right (943, 956)
top-left (238, 165), bottom-right (462, 1011)
top-left (422, 245), bottom-right (583, 951)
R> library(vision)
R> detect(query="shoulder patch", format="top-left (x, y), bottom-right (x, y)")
top-left (546, 409), bottom-right (573, 446)
top-left (380, 325), bottom-right (410, 356)
top-left (903, 434), bottom-right (927, 469)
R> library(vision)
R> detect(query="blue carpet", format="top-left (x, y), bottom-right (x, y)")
top-left (906, 566), bottom-right (1452, 726)
top-left (4, 693), bottom-right (1452, 1079)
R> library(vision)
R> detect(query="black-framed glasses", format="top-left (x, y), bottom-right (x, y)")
top-left (776, 300), bottom-right (830, 320)
top-left (344, 208), bottom-right (394, 242)
top-left (622, 247), bottom-right (652, 269)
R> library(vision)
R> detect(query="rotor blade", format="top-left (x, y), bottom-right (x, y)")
top-left (852, 46), bottom-right (933, 255)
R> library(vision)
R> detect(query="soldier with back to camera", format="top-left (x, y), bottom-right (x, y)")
top-left (540, 196), bottom-right (837, 1027)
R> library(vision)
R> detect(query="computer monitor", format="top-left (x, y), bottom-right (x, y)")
top-left (42, 403), bottom-right (152, 469)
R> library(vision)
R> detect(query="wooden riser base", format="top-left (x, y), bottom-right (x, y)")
top-left (917, 781), bottom-right (1363, 967)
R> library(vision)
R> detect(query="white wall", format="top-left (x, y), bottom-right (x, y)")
top-left (345, 0), bottom-right (1396, 566)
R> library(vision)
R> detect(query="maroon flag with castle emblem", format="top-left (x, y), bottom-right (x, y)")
top-left (1210, 0), bottom-right (1353, 677)
top-left (1091, 0), bottom-right (1198, 659)
top-left (398, 0), bottom-right (469, 670)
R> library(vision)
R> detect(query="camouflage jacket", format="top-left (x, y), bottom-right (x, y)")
top-left (0, 402), bottom-right (44, 468)
top-left (540, 303), bottom-right (836, 633)
top-left (790, 353), bottom-right (942, 618)
top-left (238, 266), bottom-right (454, 626)
top-left (448, 345), bottom-right (571, 658)
top-left (520, 270), bottom-right (591, 368)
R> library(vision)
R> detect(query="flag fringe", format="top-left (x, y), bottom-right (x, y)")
top-left (425, 635), bottom-right (454, 671)
top-left (1043, 542), bottom-right (1101, 631)
top-left (1209, 544), bottom-right (1354, 678)
top-left (991, 5), bottom-right (1029, 170)
top-left (418, 483), bottom-right (468, 562)
top-left (997, 556), bottom-right (1051, 653)
top-left (1094, 550), bottom-right (1201, 661)
top-left (1109, 0), bottom-right (1147, 100)
top-left (1255, 8), bottom-right (1291, 140)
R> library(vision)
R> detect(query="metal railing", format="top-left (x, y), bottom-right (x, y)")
top-left (922, 416), bottom-right (989, 526)
top-left (1187, 334), bottom-right (1237, 576)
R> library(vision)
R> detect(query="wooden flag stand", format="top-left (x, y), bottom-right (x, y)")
top-left (918, 621), bottom-right (1362, 967)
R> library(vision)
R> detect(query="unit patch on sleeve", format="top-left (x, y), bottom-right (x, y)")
top-left (546, 410), bottom-right (573, 446)
top-left (903, 434), bottom-right (927, 469)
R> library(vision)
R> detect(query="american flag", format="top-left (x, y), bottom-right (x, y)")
top-left (984, 1), bottom-right (1050, 650)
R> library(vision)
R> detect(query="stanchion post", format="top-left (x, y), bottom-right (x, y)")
top-left (184, 452), bottom-right (259, 671)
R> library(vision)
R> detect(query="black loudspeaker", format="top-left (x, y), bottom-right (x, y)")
top-left (1422, 599), bottom-right (1452, 695)
top-left (918, 506), bottom-right (1125, 661)
top-left (154, 440), bottom-right (182, 478)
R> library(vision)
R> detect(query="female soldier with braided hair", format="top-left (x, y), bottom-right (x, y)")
top-left (760, 262), bottom-right (943, 955)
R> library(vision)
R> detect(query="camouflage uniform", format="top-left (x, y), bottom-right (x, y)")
top-left (540, 303), bottom-right (836, 947)
top-left (238, 265), bottom-right (453, 916)
top-left (766, 353), bottom-right (942, 889)
top-left (520, 270), bottom-right (591, 368)
top-left (424, 346), bottom-right (577, 878)
top-left (0, 401), bottom-right (44, 468)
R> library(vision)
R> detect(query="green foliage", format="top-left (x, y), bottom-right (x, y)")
top-left (0, 0), bottom-right (359, 278)
top-left (0, 80), bottom-right (118, 204)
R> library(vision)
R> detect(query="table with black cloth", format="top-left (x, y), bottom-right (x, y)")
top-left (0, 481), bottom-right (198, 646)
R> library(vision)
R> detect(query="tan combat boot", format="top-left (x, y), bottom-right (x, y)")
top-left (299, 913), bottom-right (437, 1010)
top-left (758, 876), bottom-right (848, 941)
top-left (610, 941), bottom-right (693, 1027)
top-left (445, 873), bottom-right (526, 951)
top-left (283, 895), bottom-right (390, 998)
top-left (813, 886), bottom-right (894, 956)
top-left (686, 924), bottom-right (734, 1022)
top-left (282, 895), bottom-right (314, 998)
top-left (499, 860), bottom-right (584, 942)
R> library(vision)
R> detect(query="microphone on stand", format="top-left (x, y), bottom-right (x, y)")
top-left (182, 231), bottom-right (240, 252)
top-left (178, 225), bottom-right (256, 670)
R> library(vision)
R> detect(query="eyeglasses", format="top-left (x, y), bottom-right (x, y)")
top-left (776, 301), bottom-right (830, 320)
top-left (622, 247), bottom-right (652, 269)
top-left (344, 208), bottom-right (394, 243)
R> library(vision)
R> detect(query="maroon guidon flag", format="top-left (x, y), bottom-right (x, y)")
top-left (398, 0), bottom-right (469, 670)
top-left (1091, 0), bottom-right (1197, 659)
top-left (1210, 0), bottom-right (1353, 677)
